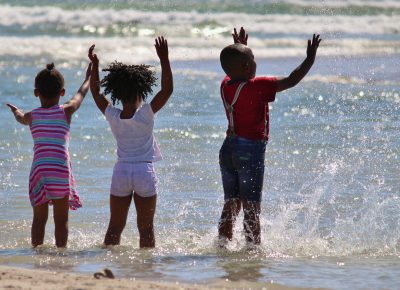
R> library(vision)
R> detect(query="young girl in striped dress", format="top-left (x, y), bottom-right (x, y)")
top-left (7, 62), bottom-right (91, 248)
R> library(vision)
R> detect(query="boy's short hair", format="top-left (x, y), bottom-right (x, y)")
top-left (101, 61), bottom-right (157, 105)
top-left (220, 44), bottom-right (250, 76)
top-left (34, 63), bottom-right (64, 99)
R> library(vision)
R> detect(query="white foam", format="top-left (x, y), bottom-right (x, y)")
top-left (0, 5), bottom-right (400, 36)
top-left (0, 5), bottom-right (398, 65)
top-left (0, 35), bottom-right (398, 65)
top-left (283, 0), bottom-right (400, 8)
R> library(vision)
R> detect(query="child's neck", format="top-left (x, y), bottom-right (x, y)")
top-left (228, 77), bottom-right (248, 83)
top-left (39, 97), bottom-right (60, 108)
top-left (228, 73), bottom-right (250, 83)
top-left (120, 100), bottom-right (142, 119)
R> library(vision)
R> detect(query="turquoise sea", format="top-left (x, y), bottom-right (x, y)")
top-left (0, 1), bottom-right (400, 289)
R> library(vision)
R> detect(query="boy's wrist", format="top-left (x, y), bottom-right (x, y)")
top-left (160, 58), bottom-right (170, 65)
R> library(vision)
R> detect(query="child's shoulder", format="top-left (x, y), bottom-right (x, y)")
top-left (104, 104), bottom-right (121, 120)
top-left (221, 75), bottom-right (277, 87)
top-left (32, 104), bottom-right (63, 113)
top-left (246, 76), bottom-right (278, 92)
top-left (138, 103), bottom-right (155, 120)
top-left (248, 75), bottom-right (277, 84)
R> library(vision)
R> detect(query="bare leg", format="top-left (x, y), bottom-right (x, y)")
top-left (242, 201), bottom-right (261, 245)
top-left (218, 198), bottom-right (241, 244)
top-left (32, 203), bottom-right (49, 247)
top-left (104, 194), bottom-right (132, 246)
top-left (52, 196), bottom-right (69, 248)
top-left (133, 193), bottom-right (156, 248)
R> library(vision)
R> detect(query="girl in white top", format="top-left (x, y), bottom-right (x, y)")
top-left (88, 37), bottom-right (173, 248)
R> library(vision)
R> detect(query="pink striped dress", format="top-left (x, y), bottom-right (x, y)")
top-left (29, 104), bottom-right (81, 210)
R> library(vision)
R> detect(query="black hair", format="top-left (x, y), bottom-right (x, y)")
top-left (101, 61), bottom-right (157, 105)
top-left (220, 44), bottom-right (251, 76)
top-left (34, 63), bottom-right (65, 99)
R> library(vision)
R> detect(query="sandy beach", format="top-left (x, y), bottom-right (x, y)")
top-left (0, 265), bottom-right (196, 290)
top-left (0, 265), bottom-right (326, 290)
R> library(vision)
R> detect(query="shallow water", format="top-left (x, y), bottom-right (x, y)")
top-left (1, 1), bottom-right (400, 289)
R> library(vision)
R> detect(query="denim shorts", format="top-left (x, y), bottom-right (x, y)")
top-left (219, 136), bottom-right (266, 203)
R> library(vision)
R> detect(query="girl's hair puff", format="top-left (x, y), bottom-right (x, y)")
top-left (34, 63), bottom-right (65, 99)
top-left (101, 61), bottom-right (157, 105)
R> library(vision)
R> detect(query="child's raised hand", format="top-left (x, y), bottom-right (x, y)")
top-left (87, 43), bottom-right (109, 114)
top-left (6, 103), bottom-right (18, 113)
top-left (6, 103), bottom-right (31, 125)
top-left (154, 36), bottom-right (169, 61)
top-left (88, 44), bottom-right (99, 65)
top-left (232, 27), bottom-right (248, 45)
top-left (307, 34), bottom-right (322, 60)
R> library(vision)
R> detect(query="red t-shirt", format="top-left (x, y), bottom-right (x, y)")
top-left (220, 76), bottom-right (277, 141)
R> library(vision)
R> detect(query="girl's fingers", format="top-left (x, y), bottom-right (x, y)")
top-left (6, 103), bottom-right (17, 111)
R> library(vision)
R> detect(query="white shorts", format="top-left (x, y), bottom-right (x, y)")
top-left (110, 162), bottom-right (157, 198)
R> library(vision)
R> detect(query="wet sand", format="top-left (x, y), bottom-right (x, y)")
top-left (0, 265), bottom-right (325, 290)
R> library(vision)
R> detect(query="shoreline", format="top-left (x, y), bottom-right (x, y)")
top-left (0, 265), bottom-right (201, 290)
top-left (0, 265), bottom-right (325, 290)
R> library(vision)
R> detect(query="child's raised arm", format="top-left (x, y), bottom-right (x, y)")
top-left (6, 103), bottom-right (31, 125)
top-left (150, 36), bottom-right (173, 114)
top-left (63, 63), bottom-right (92, 122)
top-left (276, 34), bottom-right (321, 92)
top-left (88, 45), bottom-right (110, 115)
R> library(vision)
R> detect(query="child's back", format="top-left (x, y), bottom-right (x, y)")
top-left (218, 27), bottom-right (321, 247)
top-left (220, 76), bottom-right (276, 141)
top-left (30, 104), bottom-right (80, 209)
top-left (88, 37), bottom-right (173, 248)
top-left (105, 103), bottom-right (161, 162)
top-left (7, 62), bottom-right (92, 248)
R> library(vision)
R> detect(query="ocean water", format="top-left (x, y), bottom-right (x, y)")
top-left (0, 1), bottom-right (400, 289)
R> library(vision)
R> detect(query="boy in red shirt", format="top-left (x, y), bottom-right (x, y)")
top-left (218, 27), bottom-right (321, 246)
